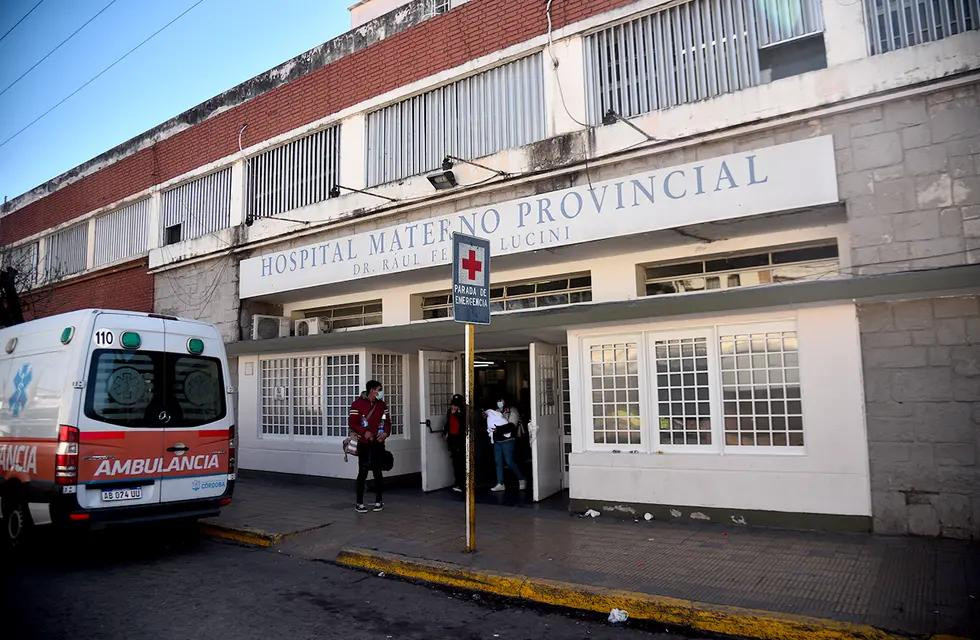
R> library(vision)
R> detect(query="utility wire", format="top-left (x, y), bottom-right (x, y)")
top-left (0, 0), bottom-right (209, 151)
top-left (0, 0), bottom-right (44, 44)
top-left (0, 0), bottom-right (119, 98)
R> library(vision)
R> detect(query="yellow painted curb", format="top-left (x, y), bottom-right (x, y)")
top-left (199, 522), bottom-right (282, 548)
top-left (336, 547), bottom-right (910, 640)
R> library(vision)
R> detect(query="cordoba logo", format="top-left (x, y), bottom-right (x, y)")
top-left (94, 454), bottom-right (220, 477)
top-left (0, 444), bottom-right (38, 474)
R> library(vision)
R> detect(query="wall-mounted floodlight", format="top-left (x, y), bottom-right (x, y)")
top-left (426, 159), bottom-right (459, 190)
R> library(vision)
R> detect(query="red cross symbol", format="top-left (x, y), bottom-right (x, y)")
top-left (461, 249), bottom-right (482, 281)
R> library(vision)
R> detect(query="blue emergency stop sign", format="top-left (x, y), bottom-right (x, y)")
top-left (452, 233), bottom-right (491, 325)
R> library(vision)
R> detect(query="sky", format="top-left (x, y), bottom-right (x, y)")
top-left (0, 0), bottom-right (351, 202)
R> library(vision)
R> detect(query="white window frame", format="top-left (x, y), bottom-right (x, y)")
top-left (369, 350), bottom-right (410, 440)
top-left (256, 349), bottom-right (367, 442)
top-left (648, 328), bottom-right (723, 455)
top-left (581, 332), bottom-right (645, 452)
top-left (716, 320), bottom-right (806, 456)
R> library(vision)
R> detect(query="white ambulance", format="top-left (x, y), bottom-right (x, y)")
top-left (0, 309), bottom-right (236, 546)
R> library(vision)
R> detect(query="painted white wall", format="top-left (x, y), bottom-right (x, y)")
top-left (350, 0), bottom-right (414, 29)
top-left (566, 303), bottom-right (872, 517)
top-left (339, 113), bottom-right (367, 190)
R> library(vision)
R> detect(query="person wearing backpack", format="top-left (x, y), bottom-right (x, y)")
top-left (348, 380), bottom-right (392, 513)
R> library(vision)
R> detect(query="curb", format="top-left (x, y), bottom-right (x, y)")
top-left (199, 522), bottom-right (283, 548)
top-left (336, 547), bottom-right (914, 640)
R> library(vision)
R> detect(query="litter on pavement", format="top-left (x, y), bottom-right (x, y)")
top-left (607, 608), bottom-right (629, 623)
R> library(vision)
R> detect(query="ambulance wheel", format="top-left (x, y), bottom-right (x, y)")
top-left (2, 498), bottom-right (32, 549)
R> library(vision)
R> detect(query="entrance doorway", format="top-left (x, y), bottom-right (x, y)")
top-left (418, 343), bottom-right (564, 503)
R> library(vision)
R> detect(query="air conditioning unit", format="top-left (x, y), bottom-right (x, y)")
top-left (251, 315), bottom-right (291, 340)
top-left (294, 316), bottom-right (329, 337)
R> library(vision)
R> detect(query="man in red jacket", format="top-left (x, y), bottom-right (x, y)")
top-left (349, 380), bottom-right (392, 513)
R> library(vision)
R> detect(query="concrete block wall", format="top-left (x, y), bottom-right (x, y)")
top-left (859, 296), bottom-right (980, 539)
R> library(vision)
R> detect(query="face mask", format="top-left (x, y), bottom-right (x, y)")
top-left (376, 390), bottom-right (385, 401)
top-left (497, 401), bottom-right (505, 409)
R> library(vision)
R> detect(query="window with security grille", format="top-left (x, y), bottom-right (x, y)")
top-left (371, 353), bottom-right (405, 436)
top-left (428, 358), bottom-right (454, 414)
top-left (559, 345), bottom-right (572, 473)
top-left (326, 354), bottom-right (360, 437)
top-left (588, 341), bottom-right (641, 446)
top-left (246, 125), bottom-right (340, 221)
top-left (583, 0), bottom-right (825, 123)
top-left (2, 241), bottom-right (39, 290)
top-left (366, 52), bottom-right (545, 186)
top-left (419, 273), bottom-right (591, 320)
top-left (292, 356), bottom-right (324, 437)
top-left (654, 336), bottom-right (712, 446)
top-left (260, 358), bottom-right (291, 436)
top-left (720, 330), bottom-right (803, 447)
top-left (864, 0), bottom-right (980, 55)
top-left (644, 243), bottom-right (838, 297)
top-left (161, 168), bottom-right (232, 244)
top-left (94, 198), bottom-right (150, 267)
top-left (302, 301), bottom-right (382, 331)
top-left (44, 223), bottom-right (87, 280)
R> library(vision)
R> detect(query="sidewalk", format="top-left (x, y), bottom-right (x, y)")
top-left (203, 473), bottom-right (978, 638)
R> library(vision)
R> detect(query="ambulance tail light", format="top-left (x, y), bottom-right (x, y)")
top-left (228, 425), bottom-right (237, 475)
top-left (56, 425), bottom-right (80, 486)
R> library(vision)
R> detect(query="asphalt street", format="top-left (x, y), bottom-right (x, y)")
top-left (1, 525), bottom-right (705, 640)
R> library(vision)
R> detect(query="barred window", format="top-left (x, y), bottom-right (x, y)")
top-left (292, 356), bottom-right (324, 437)
top-left (864, 0), bottom-right (980, 55)
top-left (720, 330), bottom-right (803, 447)
top-left (44, 223), bottom-right (87, 280)
top-left (654, 336), bottom-right (712, 446)
top-left (246, 126), bottom-right (340, 221)
top-left (301, 301), bottom-right (382, 331)
top-left (644, 243), bottom-right (838, 296)
top-left (2, 241), bottom-right (39, 290)
top-left (420, 273), bottom-right (591, 320)
top-left (371, 353), bottom-right (405, 436)
top-left (326, 354), bottom-right (360, 437)
top-left (588, 341), bottom-right (641, 446)
top-left (367, 53), bottom-right (545, 186)
top-left (428, 357), bottom-right (454, 414)
top-left (559, 345), bottom-right (572, 474)
top-left (94, 198), bottom-right (150, 267)
top-left (161, 168), bottom-right (232, 244)
top-left (260, 358), bottom-right (290, 436)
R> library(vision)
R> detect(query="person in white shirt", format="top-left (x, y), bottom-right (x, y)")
top-left (484, 396), bottom-right (526, 492)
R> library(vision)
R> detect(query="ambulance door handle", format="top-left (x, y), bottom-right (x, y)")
top-left (167, 445), bottom-right (190, 453)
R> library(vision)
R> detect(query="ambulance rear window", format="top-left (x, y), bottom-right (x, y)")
top-left (85, 350), bottom-right (226, 428)
top-left (86, 351), bottom-right (158, 427)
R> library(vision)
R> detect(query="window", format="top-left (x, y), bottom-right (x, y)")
top-left (560, 345), bottom-right (572, 474)
top-left (584, 0), bottom-right (825, 123)
top-left (366, 53), bottom-right (545, 185)
top-left (161, 168), bottom-right (232, 243)
top-left (644, 243), bottom-right (838, 296)
top-left (371, 353), bottom-right (405, 436)
top-left (654, 336), bottom-right (713, 445)
top-left (292, 356), bottom-right (324, 437)
top-left (325, 354), bottom-right (360, 437)
top-left (420, 273), bottom-right (591, 320)
top-left (864, 0), bottom-right (980, 55)
top-left (429, 0), bottom-right (450, 15)
top-left (427, 358), bottom-right (454, 414)
top-left (720, 330), bottom-right (803, 447)
top-left (164, 224), bottom-right (182, 246)
top-left (94, 198), bottom-right (150, 266)
top-left (588, 341), bottom-right (641, 446)
top-left (302, 301), bottom-right (382, 330)
top-left (246, 126), bottom-right (340, 221)
top-left (2, 241), bottom-right (39, 290)
top-left (44, 223), bottom-right (87, 280)
top-left (260, 358), bottom-right (290, 436)
top-left (86, 350), bottom-right (226, 428)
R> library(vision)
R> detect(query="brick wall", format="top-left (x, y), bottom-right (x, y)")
top-left (859, 296), bottom-right (979, 539)
top-left (0, 0), bottom-right (633, 246)
top-left (21, 259), bottom-right (153, 321)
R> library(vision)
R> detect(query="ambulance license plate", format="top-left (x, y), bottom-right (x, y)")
top-left (101, 487), bottom-right (142, 502)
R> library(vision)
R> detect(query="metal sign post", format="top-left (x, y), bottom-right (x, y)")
top-left (452, 233), bottom-right (490, 553)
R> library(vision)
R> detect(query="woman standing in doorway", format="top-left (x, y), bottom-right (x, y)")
top-left (445, 394), bottom-right (466, 493)
top-left (485, 395), bottom-right (526, 492)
